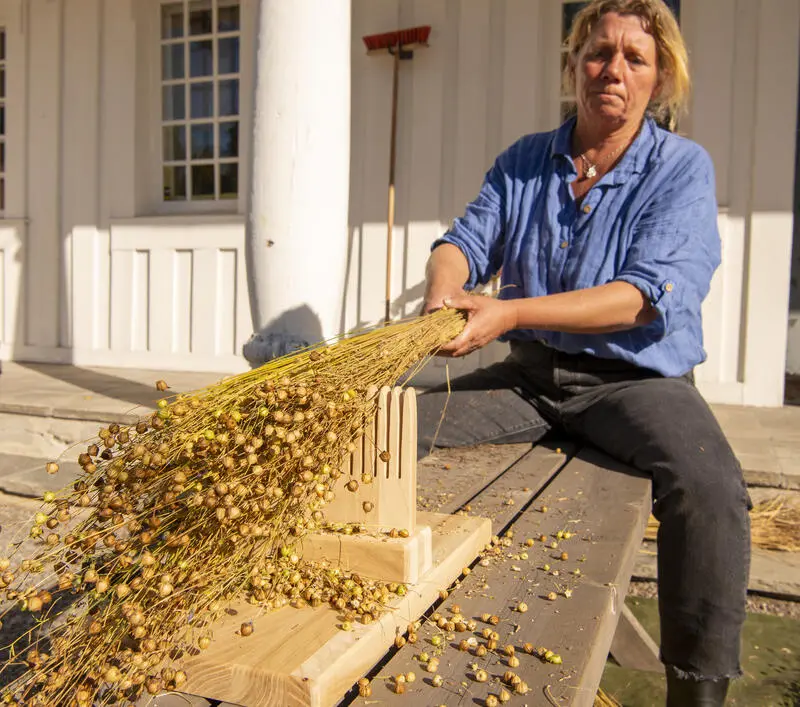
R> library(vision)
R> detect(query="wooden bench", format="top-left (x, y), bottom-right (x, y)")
top-left (144, 439), bottom-right (661, 707)
top-left (331, 440), bottom-right (660, 707)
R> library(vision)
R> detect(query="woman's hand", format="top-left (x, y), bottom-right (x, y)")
top-left (437, 293), bottom-right (517, 357)
top-left (420, 286), bottom-right (463, 315)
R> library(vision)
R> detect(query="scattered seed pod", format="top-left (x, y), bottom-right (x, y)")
top-left (547, 592), bottom-right (558, 601)
top-left (485, 696), bottom-right (499, 707)
top-left (474, 669), bottom-right (489, 683)
top-left (516, 602), bottom-right (528, 613)
top-left (155, 379), bottom-right (169, 391)
top-left (432, 674), bottom-right (444, 688)
top-left (240, 622), bottom-right (254, 636)
top-left (45, 462), bottom-right (59, 475)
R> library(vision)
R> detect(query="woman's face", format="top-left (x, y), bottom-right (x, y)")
top-left (573, 12), bottom-right (660, 131)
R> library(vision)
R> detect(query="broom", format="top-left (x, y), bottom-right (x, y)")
top-left (362, 25), bottom-right (431, 324)
top-left (0, 308), bottom-right (465, 707)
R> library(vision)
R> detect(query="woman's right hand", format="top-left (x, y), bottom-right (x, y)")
top-left (420, 286), bottom-right (464, 315)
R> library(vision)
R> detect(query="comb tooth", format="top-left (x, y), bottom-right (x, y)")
top-left (376, 387), bottom-right (390, 481)
top-left (388, 387), bottom-right (401, 481)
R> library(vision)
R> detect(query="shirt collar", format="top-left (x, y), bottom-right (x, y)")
top-left (550, 115), bottom-right (656, 185)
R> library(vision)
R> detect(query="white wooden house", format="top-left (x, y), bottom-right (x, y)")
top-left (0, 0), bottom-right (796, 407)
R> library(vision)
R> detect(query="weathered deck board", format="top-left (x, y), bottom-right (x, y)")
top-left (342, 448), bottom-right (652, 707)
top-left (416, 443), bottom-right (534, 515)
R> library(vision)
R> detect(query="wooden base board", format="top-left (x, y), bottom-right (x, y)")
top-left (297, 524), bottom-right (432, 584)
top-left (176, 512), bottom-right (491, 707)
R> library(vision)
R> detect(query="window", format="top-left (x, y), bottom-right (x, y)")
top-left (0, 28), bottom-right (6, 214)
top-left (160, 1), bottom-right (240, 203)
top-left (559, 1), bottom-right (681, 122)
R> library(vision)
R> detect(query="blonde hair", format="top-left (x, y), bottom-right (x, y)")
top-left (563, 0), bottom-right (690, 131)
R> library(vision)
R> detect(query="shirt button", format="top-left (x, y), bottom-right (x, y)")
top-left (560, 241), bottom-right (568, 249)
top-left (582, 204), bottom-right (592, 213)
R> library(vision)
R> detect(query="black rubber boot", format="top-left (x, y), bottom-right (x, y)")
top-left (666, 671), bottom-right (730, 707)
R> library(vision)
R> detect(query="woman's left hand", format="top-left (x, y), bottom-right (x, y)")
top-left (437, 293), bottom-right (517, 358)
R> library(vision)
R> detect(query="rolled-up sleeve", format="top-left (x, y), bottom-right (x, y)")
top-left (614, 147), bottom-right (721, 341)
top-left (432, 151), bottom-right (510, 289)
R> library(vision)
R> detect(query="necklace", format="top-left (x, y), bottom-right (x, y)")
top-left (579, 142), bottom-right (628, 179)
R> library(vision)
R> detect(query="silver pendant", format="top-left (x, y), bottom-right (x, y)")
top-left (585, 164), bottom-right (597, 179)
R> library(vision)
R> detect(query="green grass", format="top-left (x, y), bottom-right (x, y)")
top-left (599, 597), bottom-right (800, 707)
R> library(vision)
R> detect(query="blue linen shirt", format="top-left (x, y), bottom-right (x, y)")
top-left (433, 115), bottom-right (721, 378)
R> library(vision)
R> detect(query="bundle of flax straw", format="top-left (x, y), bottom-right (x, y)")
top-left (0, 308), bottom-right (465, 707)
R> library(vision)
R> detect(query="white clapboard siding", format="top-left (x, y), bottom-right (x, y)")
top-left (68, 222), bottom-right (252, 373)
top-left (0, 222), bottom-right (24, 358)
top-left (1, 0), bottom-right (796, 407)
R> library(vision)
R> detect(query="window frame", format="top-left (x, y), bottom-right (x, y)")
top-left (0, 2), bottom-right (26, 221)
top-left (0, 27), bottom-right (7, 216)
top-left (141, 0), bottom-right (253, 216)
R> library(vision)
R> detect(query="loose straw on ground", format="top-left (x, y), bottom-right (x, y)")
top-left (645, 496), bottom-right (800, 552)
top-left (594, 688), bottom-right (622, 707)
top-left (0, 307), bottom-right (467, 707)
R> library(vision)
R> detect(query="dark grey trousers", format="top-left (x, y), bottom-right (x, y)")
top-left (416, 339), bottom-right (751, 681)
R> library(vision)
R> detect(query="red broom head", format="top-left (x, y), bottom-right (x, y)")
top-left (362, 25), bottom-right (431, 53)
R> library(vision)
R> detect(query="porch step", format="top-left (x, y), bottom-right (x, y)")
top-left (0, 361), bottom-right (221, 460)
top-left (0, 453), bottom-right (82, 498)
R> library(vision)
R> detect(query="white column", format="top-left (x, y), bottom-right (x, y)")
top-left (243, 0), bottom-right (351, 365)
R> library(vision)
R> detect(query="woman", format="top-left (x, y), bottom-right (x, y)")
top-left (418, 1), bottom-right (749, 705)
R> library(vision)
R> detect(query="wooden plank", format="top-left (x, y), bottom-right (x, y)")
top-left (447, 442), bottom-right (573, 527)
top-left (417, 443), bottom-right (549, 516)
top-left (176, 513), bottom-right (491, 707)
top-left (344, 448), bottom-right (651, 707)
top-left (609, 603), bottom-right (662, 673)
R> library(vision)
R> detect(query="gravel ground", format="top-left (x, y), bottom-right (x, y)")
top-left (628, 579), bottom-right (800, 620)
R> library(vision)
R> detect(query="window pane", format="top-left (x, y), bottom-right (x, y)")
top-left (190, 40), bottom-right (213, 77)
top-left (0, 142), bottom-right (5, 172)
top-left (192, 164), bottom-right (215, 198)
top-left (0, 106), bottom-right (5, 137)
top-left (218, 37), bottom-right (239, 74)
top-left (219, 122), bottom-right (238, 158)
top-left (665, 0), bottom-right (680, 19)
top-left (164, 166), bottom-right (187, 201)
top-left (0, 68), bottom-right (5, 100)
top-left (163, 125), bottom-right (186, 161)
top-left (0, 177), bottom-right (4, 211)
top-left (162, 43), bottom-right (185, 80)
top-left (0, 31), bottom-right (5, 62)
top-left (162, 84), bottom-right (186, 121)
top-left (161, 3), bottom-right (183, 39)
top-left (218, 5), bottom-right (240, 32)
top-left (562, 2), bottom-right (588, 43)
top-left (190, 82), bottom-right (213, 118)
top-left (189, 4), bottom-right (213, 35)
top-left (220, 163), bottom-right (238, 199)
top-left (219, 79), bottom-right (239, 116)
top-left (191, 124), bottom-right (214, 159)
